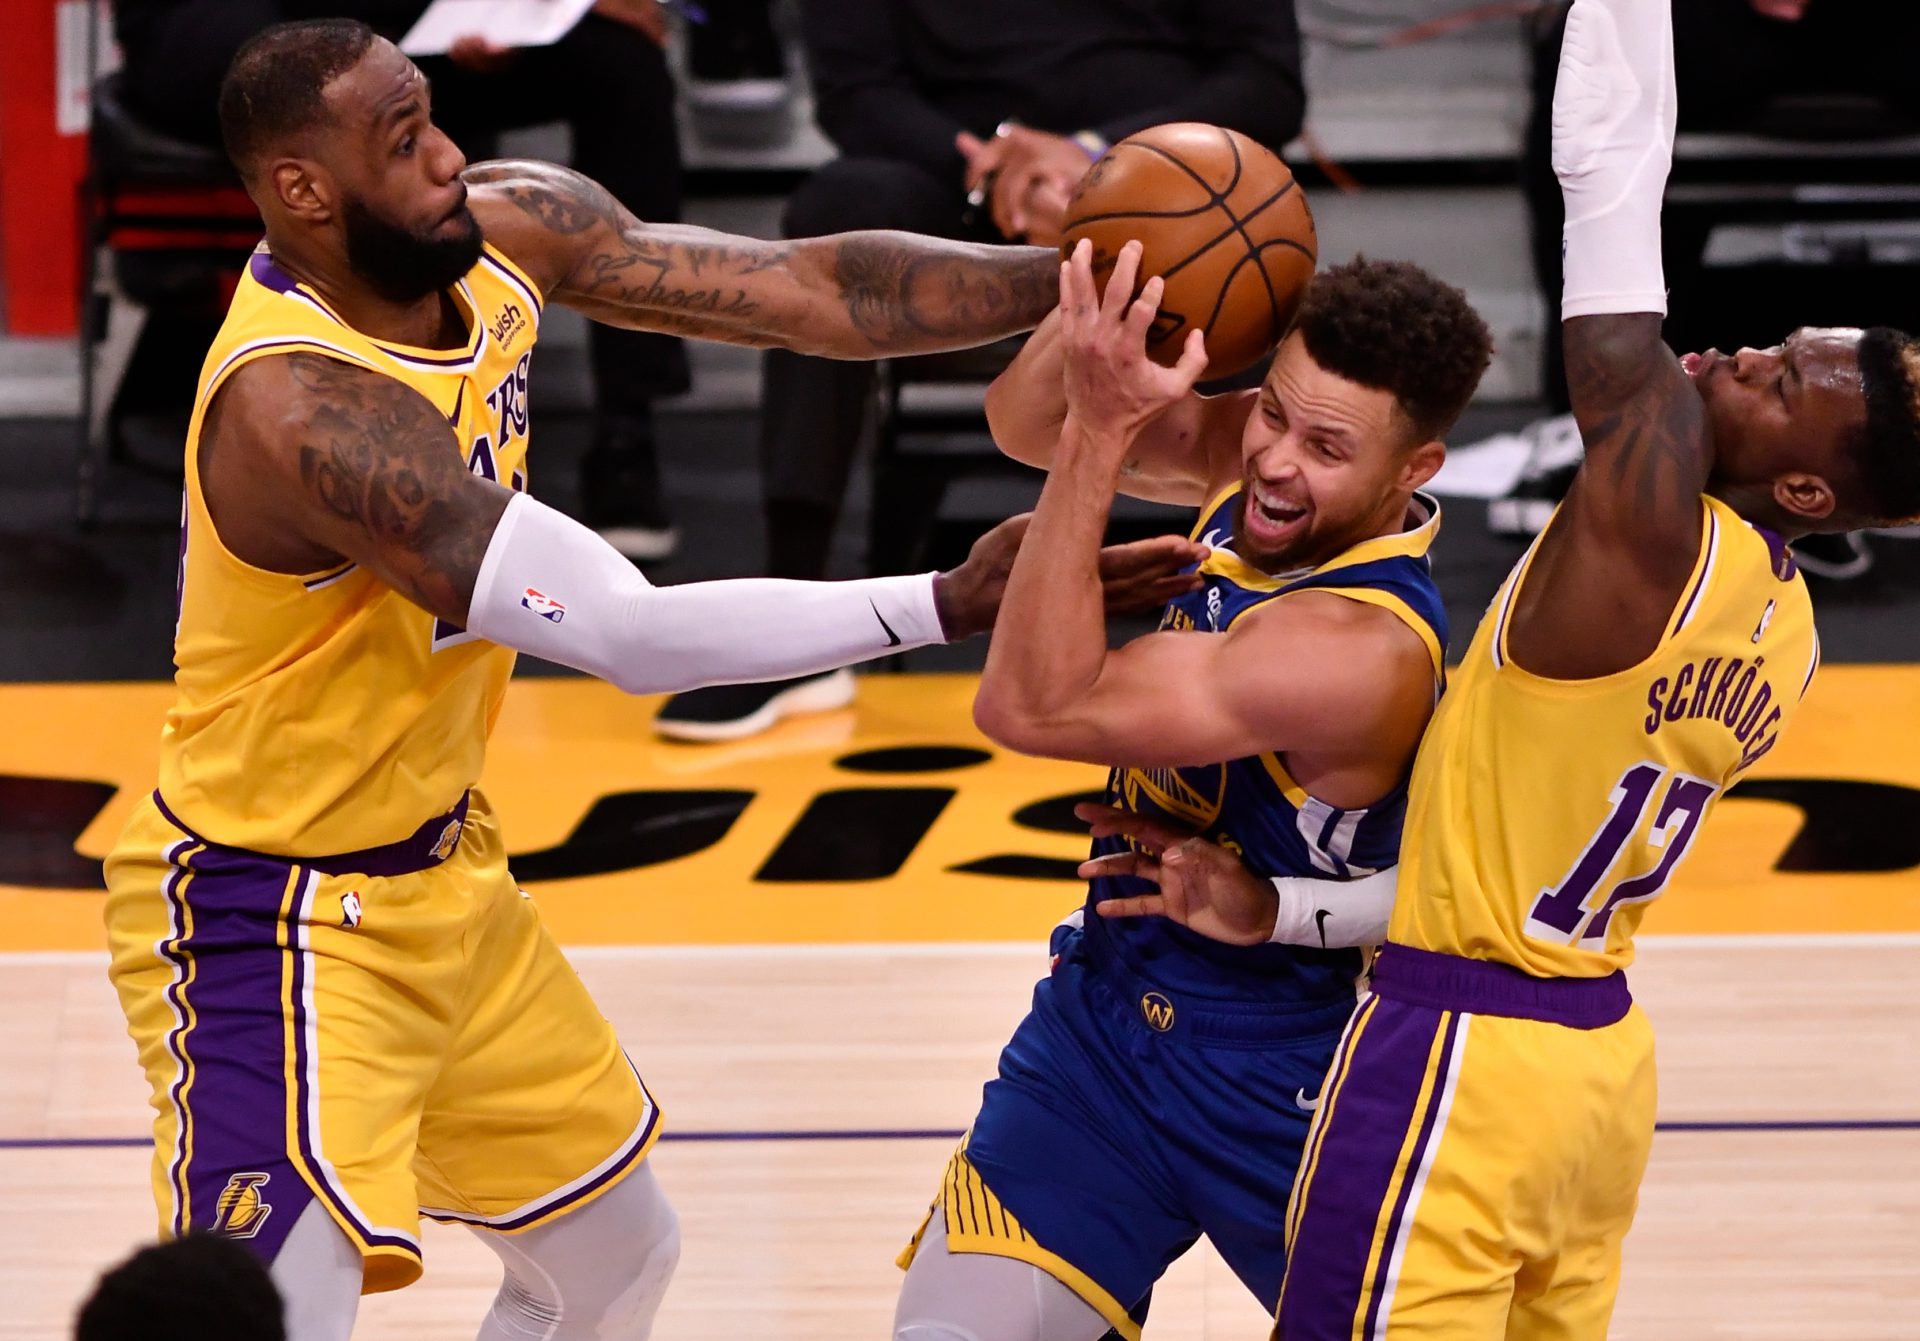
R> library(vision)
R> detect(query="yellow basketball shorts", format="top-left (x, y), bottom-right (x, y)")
top-left (1276, 943), bottom-right (1657, 1341)
top-left (103, 788), bottom-right (658, 1293)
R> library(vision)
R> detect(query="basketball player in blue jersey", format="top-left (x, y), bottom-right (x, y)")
top-left (99, 20), bottom-right (1209, 1341)
top-left (1106, 3), bottom-right (1920, 1336)
top-left (888, 240), bottom-right (1493, 1341)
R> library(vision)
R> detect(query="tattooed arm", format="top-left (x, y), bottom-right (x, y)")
top-left (463, 158), bottom-right (1056, 357)
top-left (198, 352), bottom-right (508, 621)
top-left (1501, 0), bottom-right (1707, 680)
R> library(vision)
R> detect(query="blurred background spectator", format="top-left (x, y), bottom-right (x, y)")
top-left (111, 0), bottom-right (693, 561)
top-left (651, 0), bottom-right (1309, 741)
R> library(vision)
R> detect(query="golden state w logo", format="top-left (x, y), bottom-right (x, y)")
top-left (1139, 992), bottom-right (1176, 1033)
top-left (211, 1172), bottom-right (273, 1240)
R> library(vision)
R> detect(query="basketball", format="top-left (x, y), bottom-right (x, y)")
top-left (1061, 122), bottom-right (1316, 379)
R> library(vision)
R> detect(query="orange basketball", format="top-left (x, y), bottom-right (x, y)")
top-left (1062, 123), bottom-right (1316, 379)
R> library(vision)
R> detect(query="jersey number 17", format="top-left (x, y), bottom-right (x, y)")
top-left (1523, 762), bottom-right (1719, 948)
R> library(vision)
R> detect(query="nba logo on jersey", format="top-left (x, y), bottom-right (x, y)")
top-left (211, 1172), bottom-right (273, 1239)
top-left (341, 891), bottom-right (363, 928)
top-left (520, 587), bottom-right (566, 623)
top-left (1752, 600), bottom-right (1776, 643)
top-left (1206, 586), bottom-right (1224, 631)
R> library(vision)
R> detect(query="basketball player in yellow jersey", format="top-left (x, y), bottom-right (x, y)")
top-left (1120, 1), bottom-right (1920, 1336)
top-left (99, 19), bottom-right (1205, 1341)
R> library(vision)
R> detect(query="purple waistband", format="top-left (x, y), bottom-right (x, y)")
top-left (152, 790), bottom-right (471, 878)
top-left (1369, 942), bottom-right (1631, 1030)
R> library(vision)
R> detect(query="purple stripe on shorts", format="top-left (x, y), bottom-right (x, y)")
top-left (1359, 1010), bottom-right (1461, 1340)
top-left (1276, 998), bottom-right (1444, 1341)
top-left (1371, 943), bottom-right (1630, 1029)
top-left (163, 841), bottom-right (319, 1266)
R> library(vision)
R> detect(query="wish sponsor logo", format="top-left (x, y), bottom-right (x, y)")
top-left (521, 588), bottom-right (566, 623)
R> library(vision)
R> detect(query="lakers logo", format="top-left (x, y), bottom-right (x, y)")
top-left (1140, 992), bottom-right (1176, 1033)
top-left (430, 818), bottom-right (463, 862)
top-left (211, 1172), bottom-right (273, 1240)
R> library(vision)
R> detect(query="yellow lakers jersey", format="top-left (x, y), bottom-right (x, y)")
top-left (1391, 497), bottom-right (1817, 977)
top-left (157, 242), bottom-right (542, 855)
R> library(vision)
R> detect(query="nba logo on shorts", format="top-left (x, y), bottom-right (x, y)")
top-left (211, 1172), bottom-right (273, 1240)
top-left (520, 587), bottom-right (566, 623)
top-left (341, 891), bottom-right (362, 928)
top-left (1140, 992), bottom-right (1176, 1032)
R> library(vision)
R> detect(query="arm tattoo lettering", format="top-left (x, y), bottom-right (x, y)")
top-left (467, 158), bottom-right (1056, 352)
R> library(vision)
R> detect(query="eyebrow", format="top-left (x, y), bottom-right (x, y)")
top-left (1785, 344), bottom-right (1802, 400)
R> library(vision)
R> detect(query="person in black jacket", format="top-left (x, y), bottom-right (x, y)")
top-left (653, 0), bottom-right (1306, 741)
top-left (112, 0), bottom-right (688, 558)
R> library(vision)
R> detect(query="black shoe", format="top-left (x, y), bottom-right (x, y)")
top-left (654, 669), bottom-right (856, 742)
top-left (1487, 413), bottom-right (1583, 539)
top-left (581, 416), bottom-right (678, 562)
top-left (685, 2), bottom-right (789, 110)
top-left (1791, 531), bottom-right (1873, 581)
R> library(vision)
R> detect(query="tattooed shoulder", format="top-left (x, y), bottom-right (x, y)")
top-left (466, 158), bottom-right (622, 237)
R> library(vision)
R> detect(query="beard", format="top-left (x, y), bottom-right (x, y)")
top-left (342, 194), bottom-right (484, 303)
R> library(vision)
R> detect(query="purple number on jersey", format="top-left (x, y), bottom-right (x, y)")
top-left (1524, 763), bottom-right (1719, 947)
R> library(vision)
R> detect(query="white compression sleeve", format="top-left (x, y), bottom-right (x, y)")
top-left (466, 492), bottom-right (948, 694)
top-left (1553, 0), bottom-right (1675, 319)
top-left (1267, 867), bottom-right (1399, 949)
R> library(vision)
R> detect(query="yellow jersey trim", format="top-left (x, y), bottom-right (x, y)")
top-left (480, 241), bottom-right (548, 312)
top-left (1490, 496), bottom-right (1723, 693)
top-left (1191, 481), bottom-right (1242, 541)
top-left (1257, 750), bottom-right (1313, 809)
top-left (904, 1143), bottom-right (1143, 1341)
top-left (1197, 491), bottom-right (1442, 593)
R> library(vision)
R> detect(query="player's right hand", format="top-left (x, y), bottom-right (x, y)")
top-left (1078, 802), bottom-right (1279, 947)
top-left (1058, 239), bottom-right (1209, 440)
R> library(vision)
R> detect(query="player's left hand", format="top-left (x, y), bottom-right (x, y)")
top-left (1077, 802), bottom-right (1279, 946)
top-left (1059, 238), bottom-right (1209, 442)
top-left (935, 514), bottom-right (1207, 638)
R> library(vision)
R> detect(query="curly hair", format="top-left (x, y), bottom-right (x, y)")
top-left (218, 19), bottom-right (376, 180)
top-left (1845, 327), bottom-right (1920, 525)
top-left (1293, 257), bottom-right (1495, 443)
top-left (77, 1233), bottom-right (285, 1341)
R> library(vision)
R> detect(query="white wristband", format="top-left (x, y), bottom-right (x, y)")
top-left (1553, 0), bottom-right (1675, 319)
top-left (1267, 866), bottom-right (1399, 949)
top-left (466, 492), bottom-right (947, 695)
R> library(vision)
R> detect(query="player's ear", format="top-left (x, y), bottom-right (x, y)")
top-left (1773, 471), bottom-right (1836, 524)
top-left (1399, 439), bottom-right (1446, 492)
top-left (270, 157), bottom-right (335, 224)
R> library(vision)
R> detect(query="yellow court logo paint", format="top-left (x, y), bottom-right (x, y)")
top-left (3, 671), bottom-right (1920, 951)
top-left (1140, 992), bottom-right (1177, 1033)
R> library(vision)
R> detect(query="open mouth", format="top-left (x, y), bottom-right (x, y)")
top-left (1245, 482), bottom-right (1308, 544)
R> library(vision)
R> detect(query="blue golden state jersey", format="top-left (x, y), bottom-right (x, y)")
top-left (154, 242), bottom-right (542, 857)
top-left (1391, 496), bottom-right (1818, 977)
top-left (1082, 486), bottom-right (1449, 1003)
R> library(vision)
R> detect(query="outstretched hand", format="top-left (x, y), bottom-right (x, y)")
top-left (1059, 238), bottom-right (1209, 440)
top-left (934, 516), bottom-right (1207, 638)
top-left (1077, 802), bottom-right (1279, 946)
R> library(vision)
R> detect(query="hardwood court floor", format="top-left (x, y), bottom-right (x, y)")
top-left (7, 938), bottom-right (1920, 1340)
top-left (4, 672), bottom-right (1920, 1337)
